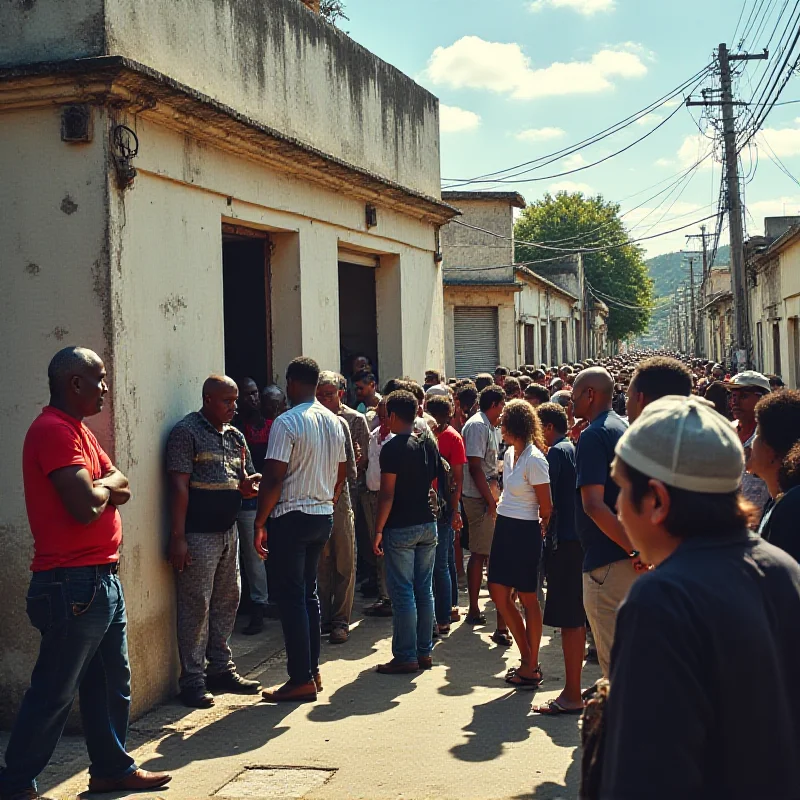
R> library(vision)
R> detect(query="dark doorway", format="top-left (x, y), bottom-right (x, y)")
top-left (222, 227), bottom-right (271, 388)
top-left (338, 261), bottom-right (378, 379)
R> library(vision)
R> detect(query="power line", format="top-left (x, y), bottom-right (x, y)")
top-left (454, 104), bottom-right (687, 187)
top-left (452, 211), bottom-right (723, 254)
top-left (440, 65), bottom-right (712, 187)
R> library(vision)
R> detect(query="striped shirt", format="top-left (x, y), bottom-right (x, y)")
top-left (265, 400), bottom-right (347, 518)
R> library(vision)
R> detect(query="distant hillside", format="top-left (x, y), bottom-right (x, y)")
top-left (646, 245), bottom-right (730, 297)
top-left (642, 245), bottom-right (729, 345)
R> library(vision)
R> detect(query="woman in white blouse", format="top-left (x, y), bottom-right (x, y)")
top-left (488, 399), bottom-right (552, 689)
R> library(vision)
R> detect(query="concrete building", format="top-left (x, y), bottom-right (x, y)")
top-left (700, 267), bottom-right (734, 365)
top-left (0, 0), bottom-right (457, 724)
top-left (440, 192), bottom-right (598, 377)
top-left (748, 221), bottom-right (800, 387)
top-left (440, 192), bottom-right (526, 377)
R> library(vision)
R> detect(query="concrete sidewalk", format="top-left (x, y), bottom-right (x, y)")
top-left (5, 589), bottom-right (599, 800)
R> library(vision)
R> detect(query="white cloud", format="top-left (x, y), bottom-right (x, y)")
top-left (515, 126), bottom-right (566, 142)
top-left (530, 0), bottom-right (615, 15)
top-left (636, 113), bottom-right (663, 126)
top-left (747, 196), bottom-right (800, 229)
top-left (675, 128), bottom-right (716, 169)
top-left (663, 98), bottom-right (682, 109)
top-left (655, 157), bottom-right (675, 167)
top-left (562, 153), bottom-right (587, 169)
top-left (549, 180), bottom-right (596, 195)
top-left (758, 123), bottom-right (800, 157)
top-left (425, 37), bottom-right (647, 100)
top-left (439, 104), bottom-right (481, 133)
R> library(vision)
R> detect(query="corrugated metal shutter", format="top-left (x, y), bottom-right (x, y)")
top-left (454, 307), bottom-right (499, 378)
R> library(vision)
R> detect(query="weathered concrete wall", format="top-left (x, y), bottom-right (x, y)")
top-left (440, 199), bottom-right (515, 282)
top-left (105, 113), bottom-right (441, 712)
top-left (516, 280), bottom-right (577, 366)
top-left (0, 101), bottom-right (442, 723)
top-left (0, 106), bottom-right (112, 724)
top-left (0, 0), bottom-right (441, 198)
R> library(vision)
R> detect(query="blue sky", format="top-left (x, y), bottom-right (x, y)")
top-left (344, 0), bottom-right (800, 257)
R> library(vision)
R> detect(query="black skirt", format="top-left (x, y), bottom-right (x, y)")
top-left (487, 514), bottom-right (542, 593)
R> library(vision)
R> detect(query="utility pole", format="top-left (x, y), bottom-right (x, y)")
top-left (688, 44), bottom-right (767, 371)
top-left (687, 257), bottom-right (697, 356)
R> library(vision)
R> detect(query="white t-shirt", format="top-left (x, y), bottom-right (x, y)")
top-left (366, 427), bottom-right (394, 492)
top-left (265, 400), bottom-right (347, 518)
top-left (497, 443), bottom-right (550, 521)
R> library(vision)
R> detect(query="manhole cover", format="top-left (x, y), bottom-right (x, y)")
top-left (214, 767), bottom-right (336, 799)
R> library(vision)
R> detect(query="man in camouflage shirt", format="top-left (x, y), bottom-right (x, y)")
top-left (166, 375), bottom-right (262, 708)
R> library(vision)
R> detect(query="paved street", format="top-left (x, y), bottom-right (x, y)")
top-left (12, 585), bottom-right (599, 800)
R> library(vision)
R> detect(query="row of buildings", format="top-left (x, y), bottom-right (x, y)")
top-left (440, 191), bottom-right (609, 378)
top-left (0, 0), bottom-right (610, 724)
top-left (700, 216), bottom-right (800, 388)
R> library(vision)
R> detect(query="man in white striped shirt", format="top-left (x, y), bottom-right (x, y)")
top-left (254, 357), bottom-right (347, 703)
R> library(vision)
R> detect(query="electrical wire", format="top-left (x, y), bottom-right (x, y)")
top-left (441, 65), bottom-right (713, 187)
top-left (452, 211), bottom-right (723, 254)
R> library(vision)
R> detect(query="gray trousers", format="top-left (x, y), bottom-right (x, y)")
top-left (176, 528), bottom-right (241, 690)
top-left (318, 493), bottom-right (356, 628)
top-left (360, 489), bottom-right (388, 601)
top-left (237, 507), bottom-right (269, 605)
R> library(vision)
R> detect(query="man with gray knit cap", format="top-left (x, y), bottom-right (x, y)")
top-left (595, 395), bottom-right (800, 800)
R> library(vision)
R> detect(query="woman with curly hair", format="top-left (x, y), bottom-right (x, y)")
top-left (487, 399), bottom-right (552, 688)
top-left (750, 389), bottom-right (800, 561)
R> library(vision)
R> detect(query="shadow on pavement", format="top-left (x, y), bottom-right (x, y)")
top-left (136, 702), bottom-right (295, 775)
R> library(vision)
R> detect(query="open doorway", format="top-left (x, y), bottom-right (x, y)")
top-left (338, 260), bottom-right (378, 380)
top-left (222, 224), bottom-right (271, 387)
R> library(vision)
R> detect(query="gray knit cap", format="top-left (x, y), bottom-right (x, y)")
top-left (615, 395), bottom-right (745, 493)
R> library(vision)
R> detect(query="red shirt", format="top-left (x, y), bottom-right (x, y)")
top-left (437, 425), bottom-right (468, 467)
top-left (23, 406), bottom-right (122, 571)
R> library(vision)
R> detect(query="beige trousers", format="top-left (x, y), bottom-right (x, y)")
top-left (582, 558), bottom-right (639, 679)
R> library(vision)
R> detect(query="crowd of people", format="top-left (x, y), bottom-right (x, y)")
top-left (3, 344), bottom-right (800, 800)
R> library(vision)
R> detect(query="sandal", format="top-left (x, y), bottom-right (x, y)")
top-left (491, 629), bottom-right (513, 647)
top-left (506, 670), bottom-right (543, 690)
top-left (437, 624), bottom-right (451, 635)
top-left (505, 664), bottom-right (543, 684)
top-left (465, 612), bottom-right (487, 625)
top-left (533, 699), bottom-right (583, 715)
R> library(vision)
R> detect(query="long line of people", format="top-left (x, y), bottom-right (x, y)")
top-left (4, 346), bottom-right (800, 800)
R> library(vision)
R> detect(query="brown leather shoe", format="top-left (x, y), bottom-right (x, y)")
top-left (329, 626), bottom-right (349, 644)
top-left (261, 680), bottom-right (317, 703)
top-left (88, 768), bottom-right (172, 793)
top-left (313, 672), bottom-right (323, 693)
top-left (376, 659), bottom-right (419, 674)
top-left (418, 656), bottom-right (433, 670)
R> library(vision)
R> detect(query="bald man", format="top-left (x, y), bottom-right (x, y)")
top-left (1, 347), bottom-right (170, 798)
top-left (571, 367), bottom-right (640, 681)
top-left (166, 375), bottom-right (262, 708)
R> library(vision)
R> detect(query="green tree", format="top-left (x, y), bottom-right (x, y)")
top-left (514, 191), bottom-right (654, 342)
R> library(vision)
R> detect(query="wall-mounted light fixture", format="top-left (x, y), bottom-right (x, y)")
top-left (111, 124), bottom-right (139, 190)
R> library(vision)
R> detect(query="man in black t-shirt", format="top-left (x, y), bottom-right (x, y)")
top-left (374, 390), bottom-right (441, 674)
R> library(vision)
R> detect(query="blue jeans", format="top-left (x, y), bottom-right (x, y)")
top-left (449, 529), bottom-right (459, 607)
top-left (434, 521), bottom-right (454, 625)
top-left (269, 511), bottom-right (333, 684)
top-left (0, 566), bottom-right (136, 795)
top-left (383, 522), bottom-right (437, 662)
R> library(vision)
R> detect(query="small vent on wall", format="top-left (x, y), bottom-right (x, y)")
top-left (61, 105), bottom-right (92, 143)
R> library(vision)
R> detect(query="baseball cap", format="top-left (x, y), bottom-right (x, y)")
top-left (615, 395), bottom-right (745, 494)
top-left (724, 371), bottom-right (771, 393)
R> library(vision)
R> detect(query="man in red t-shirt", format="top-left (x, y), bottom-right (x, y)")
top-left (425, 394), bottom-right (468, 634)
top-left (0, 347), bottom-right (171, 800)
